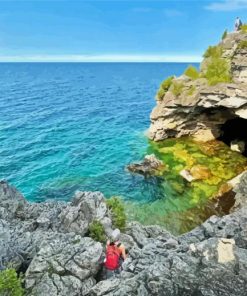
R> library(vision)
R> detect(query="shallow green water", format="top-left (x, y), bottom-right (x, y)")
top-left (126, 138), bottom-right (247, 234)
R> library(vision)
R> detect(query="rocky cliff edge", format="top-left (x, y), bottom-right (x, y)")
top-left (1, 175), bottom-right (247, 296)
top-left (149, 30), bottom-right (247, 146)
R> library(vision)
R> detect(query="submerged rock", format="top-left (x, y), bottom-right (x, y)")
top-left (127, 154), bottom-right (164, 176)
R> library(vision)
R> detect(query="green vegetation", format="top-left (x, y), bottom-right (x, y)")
top-left (106, 197), bottom-right (126, 231)
top-left (221, 30), bottom-right (227, 40)
top-left (203, 45), bottom-right (223, 59)
top-left (126, 138), bottom-right (247, 234)
top-left (184, 65), bottom-right (200, 80)
top-left (156, 88), bottom-right (166, 100)
top-left (204, 57), bottom-right (231, 85)
top-left (187, 85), bottom-right (196, 96)
top-left (156, 76), bottom-right (174, 100)
top-left (0, 269), bottom-right (24, 296)
top-left (171, 81), bottom-right (184, 96)
top-left (241, 24), bottom-right (247, 33)
top-left (238, 40), bottom-right (247, 49)
top-left (89, 220), bottom-right (106, 243)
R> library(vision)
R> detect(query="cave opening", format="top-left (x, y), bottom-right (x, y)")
top-left (219, 117), bottom-right (247, 156)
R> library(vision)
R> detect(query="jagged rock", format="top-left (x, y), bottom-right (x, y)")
top-left (1, 173), bottom-right (247, 296)
top-left (25, 235), bottom-right (102, 296)
top-left (0, 179), bottom-right (27, 220)
top-left (88, 173), bottom-right (247, 296)
top-left (0, 180), bottom-right (112, 272)
top-left (59, 191), bottom-right (110, 235)
top-left (127, 154), bottom-right (164, 176)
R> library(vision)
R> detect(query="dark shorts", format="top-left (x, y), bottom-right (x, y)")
top-left (104, 267), bottom-right (120, 280)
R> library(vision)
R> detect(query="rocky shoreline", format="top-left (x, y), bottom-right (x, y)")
top-left (2, 30), bottom-right (247, 295)
top-left (0, 173), bottom-right (247, 295)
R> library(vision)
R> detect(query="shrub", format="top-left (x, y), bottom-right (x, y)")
top-left (204, 57), bottom-right (231, 86)
top-left (89, 220), bottom-right (106, 243)
top-left (203, 45), bottom-right (223, 58)
top-left (161, 76), bottom-right (174, 91)
top-left (184, 66), bottom-right (199, 80)
top-left (221, 30), bottom-right (227, 40)
top-left (241, 24), bottom-right (247, 33)
top-left (156, 76), bottom-right (174, 100)
top-left (156, 87), bottom-right (166, 100)
top-left (106, 197), bottom-right (126, 231)
top-left (238, 40), bottom-right (247, 49)
top-left (0, 269), bottom-right (24, 296)
top-left (171, 81), bottom-right (184, 96)
top-left (187, 85), bottom-right (196, 96)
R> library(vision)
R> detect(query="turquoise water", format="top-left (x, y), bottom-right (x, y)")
top-left (0, 62), bottom-right (196, 202)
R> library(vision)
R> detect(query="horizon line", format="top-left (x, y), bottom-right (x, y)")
top-left (0, 54), bottom-right (202, 63)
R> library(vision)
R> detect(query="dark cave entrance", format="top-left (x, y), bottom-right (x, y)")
top-left (219, 117), bottom-right (247, 156)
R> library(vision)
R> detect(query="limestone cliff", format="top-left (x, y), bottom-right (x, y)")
top-left (149, 31), bottom-right (247, 150)
top-left (1, 175), bottom-right (247, 296)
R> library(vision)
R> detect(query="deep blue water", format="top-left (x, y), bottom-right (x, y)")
top-left (0, 62), bottom-right (197, 202)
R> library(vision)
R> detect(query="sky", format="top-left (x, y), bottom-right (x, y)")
top-left (0, 0), bottom-right (246, 62)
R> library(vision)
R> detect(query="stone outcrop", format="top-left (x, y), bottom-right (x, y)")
top-left (149, 31), bottom-right (247, 147)
top-left (90, 173), bottom-right (247, 296)
top-left (127, 154), bottom-right (164, 176)
top-left (1, 173), bottom-right (247, 295)
top-left (0, 179), bottom-right (112, 295)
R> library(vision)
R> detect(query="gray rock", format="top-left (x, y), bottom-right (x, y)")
top-left (127, 154), bottom-right (164, 176)
top-left (1, 169), bottom-right (247, 296)
top-left (25, 235), bottom-right (102, 296)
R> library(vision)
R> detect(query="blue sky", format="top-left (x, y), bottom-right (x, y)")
top-left (0, 0), bottom-right (246, 62)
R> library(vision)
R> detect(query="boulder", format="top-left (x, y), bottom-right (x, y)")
top-left (25, 235), bottom-right (103, 296)
top-left (127, 154), bottom-right (164, 176)
top-left (230, 140), bottom-right (245, 153)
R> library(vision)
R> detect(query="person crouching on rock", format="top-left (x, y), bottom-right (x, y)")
top-left (104, 229), bottom-right (127, 279)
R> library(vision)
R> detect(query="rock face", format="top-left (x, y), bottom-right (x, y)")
top-left (90, 173), bottom-right (247, 296)
top-left (0, 180), bottom-right (111, 295)
top-left (25, 235), bottom-right (102, 296)
top-left (1, 174), bottom-right (247, 295)
top-left (149, 31), bottom-right (247, 148)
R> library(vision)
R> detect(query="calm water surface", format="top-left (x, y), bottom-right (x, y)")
top-left (0, 62), bottom-right (196, 203)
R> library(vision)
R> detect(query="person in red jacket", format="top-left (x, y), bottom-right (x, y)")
top-left (104, 229), bottom-right (128, 279)
top-left (104, 241), bottom-right (121, 279)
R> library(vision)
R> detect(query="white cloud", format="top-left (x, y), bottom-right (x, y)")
top-left (206, 0), bottom-right (247, 11)
top-left (0, 54), bottom-right (202, 63)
